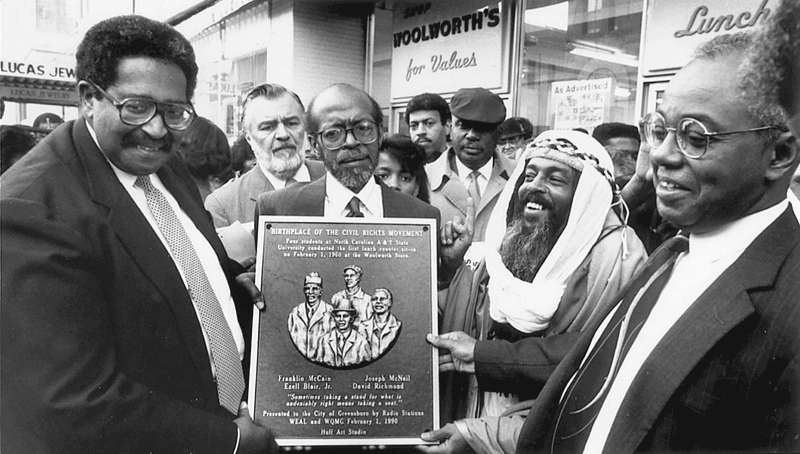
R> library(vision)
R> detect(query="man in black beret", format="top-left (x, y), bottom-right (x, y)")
top-left (426, 87), bottom-right (516, 241)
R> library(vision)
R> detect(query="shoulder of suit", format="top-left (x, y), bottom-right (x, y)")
top-left (305, 160), bottom-right (327, 179)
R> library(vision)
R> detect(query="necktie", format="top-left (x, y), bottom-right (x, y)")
top-left (134, 175), bottom-right (245, 415)
top-left (346, 196), bottom-right (364, 217)
top-left (550, 235), bottom-right (689, 452)
top-left (467, 170), bottom-right (482, 208)
top-left (285, 176), bottom-right (298, 186)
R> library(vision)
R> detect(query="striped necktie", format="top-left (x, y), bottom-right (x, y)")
top-left (550, 235), bottom-right (689, 452)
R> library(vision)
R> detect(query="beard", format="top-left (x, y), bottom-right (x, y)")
top-left (324, 149), bottom-right (376, 191)
top-left (261, 147), bottom-right (304, 180)
top-left (499, 206), bottom-right (559, 283)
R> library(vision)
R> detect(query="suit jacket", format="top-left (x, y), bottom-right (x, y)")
top-left (204, 159), bottom-right (326, 228)
top-left (313, 328), bottom-right (372, 367)
top-left (287, 300), bottom-right (334, 357)
top-left (0, 118), bottom-right (250, 454)
top-left (254, 174), bottom-right (441, 225)
top-left (473, 208), bottom-right (800, 453)
top-left (426, 149), bottom-right (516, 241)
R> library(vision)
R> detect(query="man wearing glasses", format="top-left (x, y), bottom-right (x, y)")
top-left (1, 16), bottom-right (276, 454)
top-left (422, 32), bottom-right (800, 453)
top-left (254, 83), bottom-right (439, 222)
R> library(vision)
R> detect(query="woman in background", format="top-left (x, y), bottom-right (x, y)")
top-left (376, 134), bottom-right (430, 203)
top-left (176, 116), bottom-right (233, 201)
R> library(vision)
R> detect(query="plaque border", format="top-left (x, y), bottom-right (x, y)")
top-left (248, 215), bottom-right (440, 446)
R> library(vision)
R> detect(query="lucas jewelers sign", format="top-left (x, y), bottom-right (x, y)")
top-left (250, 217), bottom-right (439, 446)
top-left (391, 0), bottom-right (507, 99)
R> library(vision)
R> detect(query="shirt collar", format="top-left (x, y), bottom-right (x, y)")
top-left (325, 172), bottom-right (382, 216)
top-left (687, 198), bottom-right (789, 263)
top-left (260, 161), bottom-right (311, 189)
top-left (425, 148), bottom-right (452, 191)
top-left (454, 151), bottom-right (493, 183)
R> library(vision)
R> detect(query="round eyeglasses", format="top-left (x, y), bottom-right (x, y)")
top-left (643, 111), bottom-right (781, 159)
top-left (316, 120), bottom-right (379, 151)
top-left (88, 81), bottom-right (195, 131)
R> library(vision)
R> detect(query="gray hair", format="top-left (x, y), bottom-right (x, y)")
top-left (695, 33), bottom-right (786, 138)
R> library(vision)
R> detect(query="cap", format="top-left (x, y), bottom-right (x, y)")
top-left (342, 265), bottom-right (362, 275)
top-left (331, 295), bottom-right (358, 314)
top-left (449, 88), bottom-right (506, 125)
top-left (304, 272), bottom-right (322, 286)
top-left (500, 117), bottom-right (533, 140)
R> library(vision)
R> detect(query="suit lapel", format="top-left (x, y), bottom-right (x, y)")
top-left (246, 167), bottom-right (274, 203)
top-left (296, 176), bottom-right (326, 215)
top-left (75, 119), bottom-right (215, 384)
top-left (476, 155), bottom-right (512, 214)
top-left (605, 209), bottom-right (800, 452)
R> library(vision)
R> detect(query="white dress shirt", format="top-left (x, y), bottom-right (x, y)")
top-left (86, 123), bottom-right (246, 369)
top-left (324, 172), bottom-right (384, 217)
top-left (261, 160), bottom-right (311, 189)
top-left (454, 154), bottom-right (493, 197)
top-left (582, 199), bottom-right (788, 453)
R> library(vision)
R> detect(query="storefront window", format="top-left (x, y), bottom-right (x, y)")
top-left (518, 0), bottom-right (642, 135)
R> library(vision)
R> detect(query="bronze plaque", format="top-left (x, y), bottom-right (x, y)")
top-left (249, 217), bottom-right (439, 446)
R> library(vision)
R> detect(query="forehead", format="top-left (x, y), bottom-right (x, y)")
top-left (661, 55), bottom-right (752, 128)
top-left (525, 156), bottom-right (577, 176)
top-left (311, 88), bottom-right (374, 126)
top-left (377, 152), bottom-right (402, 169)
top-left (304, 282), bottom-right (320, 288)
top-left (245, 94), bottom-right (304, 122)
top-left (111, 57), bottom-right (188, 104)
top-left (606, 137), bottom-right (639, 152)
top-left (409, 110), bottom-right (441, 122)
top-left (373, 290), bottom-right (390, 299)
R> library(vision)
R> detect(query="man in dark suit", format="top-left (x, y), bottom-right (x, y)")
top-left (422, 32), bottom-right (800, 453)
top-left (1, 16), bottom-right (275, 454)
top-left (255, 83), bottom-right (439, 223)
top-left (204, 83), bottom-right (326, 229)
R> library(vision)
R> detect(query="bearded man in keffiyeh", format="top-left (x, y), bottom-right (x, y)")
top-left (438, 130), bottom-right (648, 425)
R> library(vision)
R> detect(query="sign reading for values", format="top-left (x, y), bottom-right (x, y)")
top-left (250, 217), bottom-right (439, 446)
top-left (391, 0), bottom-right (506, 99)
top-left (550, 78), bottom-right (613, 132)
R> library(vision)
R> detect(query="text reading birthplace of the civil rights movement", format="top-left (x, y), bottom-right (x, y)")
top-left (250, 217), bottom-right (439, 446)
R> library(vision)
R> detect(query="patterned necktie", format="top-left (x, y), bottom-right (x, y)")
top-left (346, 196), bottom-right (364, 217)
top-left (134, 175), bottom-right (245, 415)
top-left (467, 170), bottom-right (482, 208)
top-left (550, 235), bottom-right (689, 452)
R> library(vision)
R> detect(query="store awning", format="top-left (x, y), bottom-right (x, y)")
top-left (0, 76), bottom-right (79, 106)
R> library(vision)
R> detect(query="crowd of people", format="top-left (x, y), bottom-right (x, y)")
top-left (2, 1), bottom-right (799, 452)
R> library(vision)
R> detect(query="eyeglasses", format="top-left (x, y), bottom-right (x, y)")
top-left (643, 111), bottom-right (781, 159)
top-left (88, 81), bottom-right (195, 131)
top-left (316, 120), bottom-right (379, 151)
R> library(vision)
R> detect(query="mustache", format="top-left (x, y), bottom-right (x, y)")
top-left (337, 149), bottom-right (372, 164)
top-left (122, 129), bottom-right (172, 150)
top-left (517, 191), bottom-right (554, 211)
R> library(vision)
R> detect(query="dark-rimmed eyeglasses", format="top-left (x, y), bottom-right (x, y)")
top-left (316, 120), bottom-right (379, 151)
top-left (643, 111), bottom-right (781, 159)
top-left (88, 81), bottom-right (195, 131)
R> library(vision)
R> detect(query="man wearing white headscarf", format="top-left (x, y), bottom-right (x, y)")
top-left (437, 130), bottom-right (647, 425)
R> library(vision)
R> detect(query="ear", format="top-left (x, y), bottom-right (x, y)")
top-left (78, 81), bottom-right (98, 119)
top-left (444, 118), bottom-right (452, 135)
top-left (765, 131), bottom-right (799, 182)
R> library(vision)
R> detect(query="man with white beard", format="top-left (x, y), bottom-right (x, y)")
top-left (437, 130), bottom-right (647, 424)
top-left (204, 83), bottom-right (325, 228)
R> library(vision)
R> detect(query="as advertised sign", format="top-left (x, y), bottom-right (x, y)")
top-left (642, 0), bottom-right (774, 75)
top-left (391, 0), bottom-right (506, 99)
top-left (550, 78), bottom-right (613, 132)
top-left (251, 217), bottom-right (439, 446)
